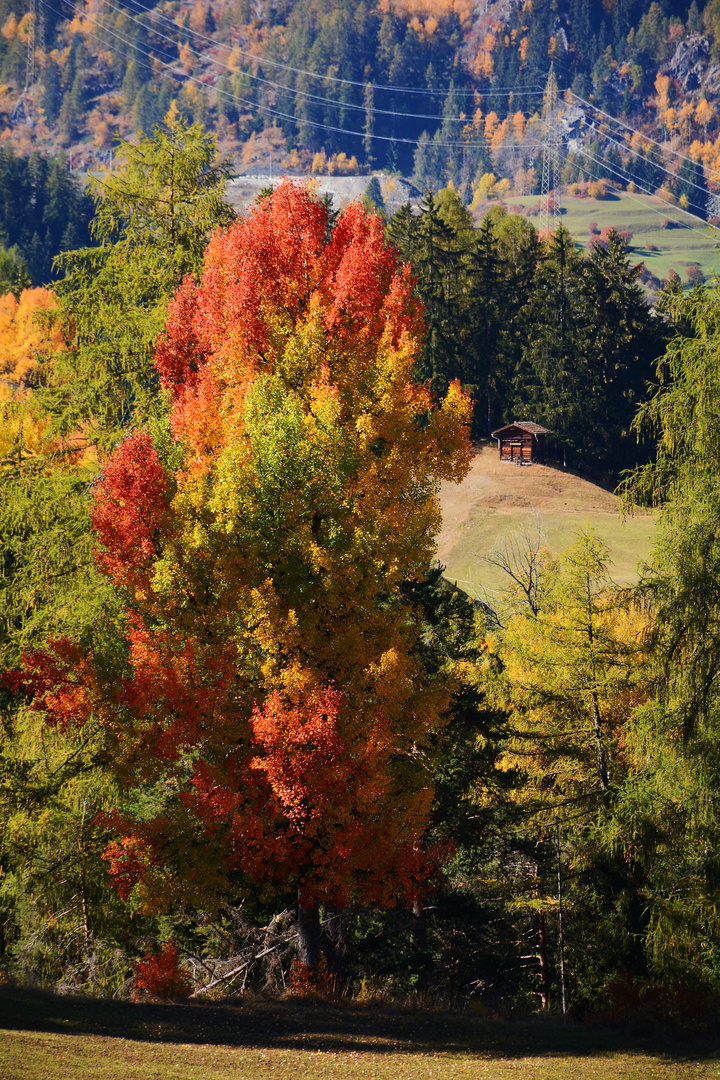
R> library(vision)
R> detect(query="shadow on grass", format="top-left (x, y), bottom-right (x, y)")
top-left (0, 986), bottom-right (717, 1062)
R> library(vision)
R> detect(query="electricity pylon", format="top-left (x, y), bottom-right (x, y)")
top-left (11, 0), bottom-right (43, 125)
top-left (541, 65), bottom-right (562, 234)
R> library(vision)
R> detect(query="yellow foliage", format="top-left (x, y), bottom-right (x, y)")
top-left (311, 149), bottom-right (327, 174)
top-left (1, 14), bottom-right (18, 41)
top-left (656, 186), bottom-right (678, 205)
top-left (696, 98), bottom-right (715, 132)
top-left (655, 72), bottom-right (671, 114)
top-left (588, 178), bottom-right (610, 199)
top-left (326, 152), bottom-right (359, 175)
top-left (179, 42), bottom-right (195, 74)
top-left (189, 1), bottom-right (207, 34)
top-left (0, 382), bottom-right (52, 466)
top-left (0, 288), bottom-right (61, 386)
top-left (474, 172), bottom-right (496, 201)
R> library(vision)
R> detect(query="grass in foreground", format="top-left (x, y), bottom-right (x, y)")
top-left (0, 987), bottom-right (718, 1080)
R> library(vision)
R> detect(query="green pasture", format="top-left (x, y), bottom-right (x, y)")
top-left (0, 990), bottom-right (718, 1080)
top-left (441, 508), bottom-right (656, 604)
top-left (507, 190), bottom-right (719, 288)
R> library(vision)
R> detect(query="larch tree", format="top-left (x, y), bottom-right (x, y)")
top-left (23, 182), bottom-right (472, 969)
top-left (489, 531), bottom-right (648, 1008)
top-left (494, 531), bottom-right (644, 815)
top-left (620, 277), bottom-right (720, 978)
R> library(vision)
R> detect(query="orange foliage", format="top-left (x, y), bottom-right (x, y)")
top-left (188, 1), bottom-right (208, 34)
top-left (376, 0), bottom-right (473, 23)
top-left (179, 42), bottom-right (195, 74)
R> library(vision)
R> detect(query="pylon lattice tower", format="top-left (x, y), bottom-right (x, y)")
top-left (541, 65), bottom-right (562, 234)
top-left (11, 0), bottom-right (43, 124)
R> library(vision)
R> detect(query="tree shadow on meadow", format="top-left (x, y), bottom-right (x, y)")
top-left (0, 987), bottom-right (717, 1063)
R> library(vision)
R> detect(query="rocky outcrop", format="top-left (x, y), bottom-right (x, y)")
top-left (666, 34), bottom-right (710, 91)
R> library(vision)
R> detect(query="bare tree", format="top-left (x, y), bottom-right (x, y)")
top-left (485, 514), bottom-right (550, 618)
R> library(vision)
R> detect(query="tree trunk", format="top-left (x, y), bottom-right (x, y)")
top-left (412, 899), bottom-right (427, 994)
top-left (322, 905), bottom-right (344, 990)
top-left (412, 898), bottom-right (427, 952)
top-left (297, 889), bottom-right (321, 970)
top-left (591, 695), bottom-right (610, 791)
top-left (538, 911), bottom-right (550, 1010)
top-left (534, 857), bottom-right (550, 1010)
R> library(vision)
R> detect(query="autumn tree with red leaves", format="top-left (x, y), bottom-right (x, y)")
top-left (24, 182), bottom-right (471, 970)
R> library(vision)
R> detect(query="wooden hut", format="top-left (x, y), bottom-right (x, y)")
top-left (491, 421), bottom-right (551, 463)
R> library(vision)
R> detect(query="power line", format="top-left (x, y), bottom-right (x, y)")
top-left (52, 0), bottom-right (542, 135)
top-left (576, 144), bottom-right (716, 230)
top-left (595, 128), bottom-right (712, 204)
top-left (577, 145), bottom-right (707, 217)
top-left (569, 90), bottom-right (720, 180)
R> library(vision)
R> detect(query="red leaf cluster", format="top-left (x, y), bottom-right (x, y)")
top-left (155, 182), bottom-right (423, 447)
top-left (91, 431), bottom-right (172, 592)
top-left (251, 686), bottom-right (348, 823)
top-left (133, 943), bottom-right (192, 1000)
top-left (102, 835), bottom-right (148, 902)
top-left (21, 636), bottom-right (96, 728)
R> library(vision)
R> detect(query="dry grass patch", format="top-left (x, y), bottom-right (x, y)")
top-left (437, 444), bottom-right (655, 600)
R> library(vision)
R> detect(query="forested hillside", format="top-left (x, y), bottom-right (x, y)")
top-left (1, 0), bottom-right (720, 211)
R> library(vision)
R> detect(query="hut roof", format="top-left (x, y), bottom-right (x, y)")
top-left (491, 421), bottom-right (552, 437)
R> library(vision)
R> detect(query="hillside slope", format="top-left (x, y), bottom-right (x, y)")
top-left (437, 443), bottom-right (656, 601)
top-left (1, 0), bottom-right (720, 206)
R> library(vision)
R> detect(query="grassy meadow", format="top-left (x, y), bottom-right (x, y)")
top-left (500, 189), bottom-right (719, 288)
top-left (436, 445), bottom-right (656, 602)
top-left (0, 989), bottom-right (718, 1080)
